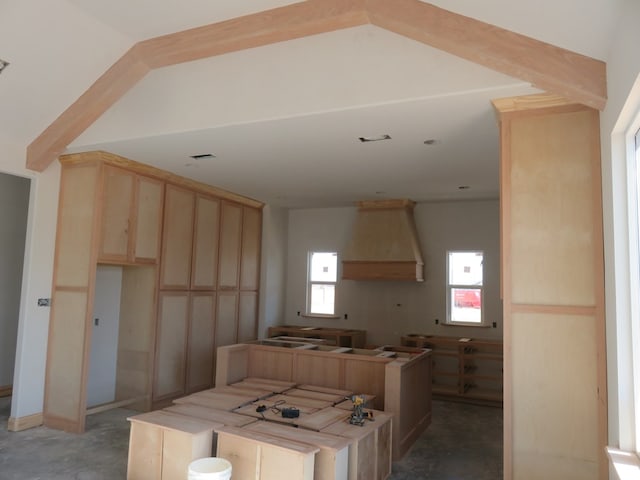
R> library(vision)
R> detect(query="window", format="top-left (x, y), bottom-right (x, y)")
top-left (306, 251), bottom-right (338, 316)
top-left (607, 93), bottom-right (640, 475)
top-left (446, 251), bottom-right (484, 325)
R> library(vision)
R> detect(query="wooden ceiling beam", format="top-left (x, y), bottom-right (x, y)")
top-left (26, 44), bottom-right (150, 172)
top-left (139, 0), bottom-right (369, 68)
top-left (366, 0), bottom-right (606, 111)
top-left (26, 0), bottom-right (368, 172)
top-left (26, 0), bottom-right (607, 172)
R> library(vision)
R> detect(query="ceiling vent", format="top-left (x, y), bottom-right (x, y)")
top-left (342, 199), bottom-right (424, 281)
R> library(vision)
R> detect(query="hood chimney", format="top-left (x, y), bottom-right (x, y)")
top-left (342, 199), bottom-right (424, 281)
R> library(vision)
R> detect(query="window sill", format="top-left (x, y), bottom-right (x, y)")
top-left (607, 447), bottom-right (640, 480)
top-left (301, 313), bottom-right (342, 320)
top-left (442, 322), bottom-right (492, 328)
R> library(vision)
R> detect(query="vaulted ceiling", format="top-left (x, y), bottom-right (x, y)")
top-left (0, 0), bottom-right (624, 207)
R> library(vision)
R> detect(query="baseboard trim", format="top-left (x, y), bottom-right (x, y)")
top-left (8, 412), bottom-right (44, 432)
top-left (0, 385), bottom-right (12, 397)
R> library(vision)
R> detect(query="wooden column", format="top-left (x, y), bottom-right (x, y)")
top-left (493, 93), bottom-right (606, 480)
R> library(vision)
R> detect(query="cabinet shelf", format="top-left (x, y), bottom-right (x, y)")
top-left (401, 334), bottom-right (503, 406)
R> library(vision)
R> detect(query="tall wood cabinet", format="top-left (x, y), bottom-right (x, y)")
top-left (152, 193), bottom-right (262, 406)
top-left (44, 151), bottom-right (262, 433)
top-left (493, 94), bottom-right (606, 479)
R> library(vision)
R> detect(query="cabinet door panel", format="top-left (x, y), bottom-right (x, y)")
top-left (238, 291), bottom-right (258, 343)
top-left (240, 207), bottom-right (261, 291)
top-left (160, 185), bottom-right (195, 289)
top-left (99, 166), bottom-right (135, 262)
top-left (191, 195), bottom-right (220, 289)
top-left (187, 293), bottom-right (216, 392)
top-left (134, 176), bottom-right (163, 262)
top-left (154, 292), bottom-right (189, 400)
top-left (218, 202), bottom-right (242, 289)
top-left (216, 291), bottom-right (239, 347)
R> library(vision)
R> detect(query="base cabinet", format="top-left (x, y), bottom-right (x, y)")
top-left (401, 334), bottom-right (503, 405)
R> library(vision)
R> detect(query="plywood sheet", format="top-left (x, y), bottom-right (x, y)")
top-left (45, 290), bottom-right (88, 420)
top-left (240, 206), bottom-right (261, 290)
top-left (187, 293), bottom-right (215, 392)
top-left (154, 293), bottom-right (189, 399)
top-left (218, 202), bottom-right (242, 289)
top-left (134, 175), bottom-right (163, 261)
top-left (511, 312), bottom-right (599, 476)
top-left (164, 404), bottom-right (256, 427)
top-left (55, 164), bottom-right (98, 287)
top-left (509, 109), bottom-right (598, 306)
top-left (160, 185), bottom-right (195, 288)
top-left (191, 195), bottom-right (219, 289)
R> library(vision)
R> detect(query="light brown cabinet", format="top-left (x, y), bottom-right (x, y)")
top-left (44, 151), bottom-right (262, 433)
top-left (154, 292), bottom-right (190, 401)
top-left (159, 185), bottom-right (195, 289)
top-left (186, 293), bottom-right (216, 393)
top-left (98, 166), bottom-right (163, 264)
top-left (191, 195), bottom-right (220, 290)
top-left (493, 94), bottom-right (606, 477)
top-left (240, 206), bottom-right (261, 291)
top-left (218, 202), bottom-right (243, 290)
top-left (401, 334), bottom-right (502, 405)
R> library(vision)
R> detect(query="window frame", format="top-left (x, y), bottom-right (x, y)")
top-left (305, 251), bottom-right (339, 318)
top-left (607, 88), bottom-right (640, 477)
top-left (445, 250), bottom-right (486, 327)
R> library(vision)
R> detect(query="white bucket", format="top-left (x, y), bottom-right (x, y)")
top-left (188, 457), bottom-right (232, 480)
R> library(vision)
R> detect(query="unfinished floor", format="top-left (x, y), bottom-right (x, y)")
top-left (0, 397), bottom-right (502, 479)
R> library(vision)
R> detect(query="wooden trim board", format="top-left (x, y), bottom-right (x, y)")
top-left (8, 412), bottom-right (44, 432)
top-left (26, 0), bottom-right (607, 172)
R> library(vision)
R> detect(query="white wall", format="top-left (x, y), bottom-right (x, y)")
top-left (258, 205), bottom-right (288, 338)
top-left (0, 137), bottom-right (60, 420)
top-left (86, 266), bottom-right (123, 407)
top-left (284, 200), bottom-right (502, 346)
top-left (0, 173), bottom-right (30, 387)
top-left (600, 0), bottom-right (640, 452)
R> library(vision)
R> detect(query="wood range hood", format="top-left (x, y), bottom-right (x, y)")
top-left (342, 199), bottom-right (424, 281)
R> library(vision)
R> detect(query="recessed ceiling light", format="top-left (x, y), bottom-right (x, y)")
top-left (0, 59), bottom-right (9, 75)
top-left (189, 153), bottom-right (216, 160)
top-left (359, 134), bottom-right (391, 143)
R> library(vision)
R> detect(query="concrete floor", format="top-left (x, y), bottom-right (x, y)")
top-left (0, 396), bottom-right (502, 479)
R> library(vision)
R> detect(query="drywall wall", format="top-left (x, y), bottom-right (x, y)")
top-left (0, 172), bottom-right (30, 388)
top-left (600, 0), bottom-right (640, 452)
top-left (0, 135), bottom-right (60, 421)
top-left (258, 205), bottom-right (288, 338)
top-left (284, 200), bottom-right (502, 345)
top-left (86, 266), bottom-right (123, 407)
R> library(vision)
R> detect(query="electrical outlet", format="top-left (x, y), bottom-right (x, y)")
top-left (492, 322), bottom-right (497, 328)
top-left (37, 298), bottom-right (51, 307)
top-left (435, 318), bottom-right (439, 325)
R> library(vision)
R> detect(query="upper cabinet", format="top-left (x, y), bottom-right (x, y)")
top-left (217, 202), bottom-right (262, 291)
top-left (240, 206), bottom-right (262, 291)
top-left (98, 166), bottom-right (164, 264)
top-left (218, 202), bottom-right (243, 290)
top-left (191, 195), bottom-right (220, 290)
top-left (159, 185), bottom-right (195, 290)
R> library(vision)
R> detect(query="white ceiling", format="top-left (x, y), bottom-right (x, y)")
top-left (1, 0), bottom-right (624, 208)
